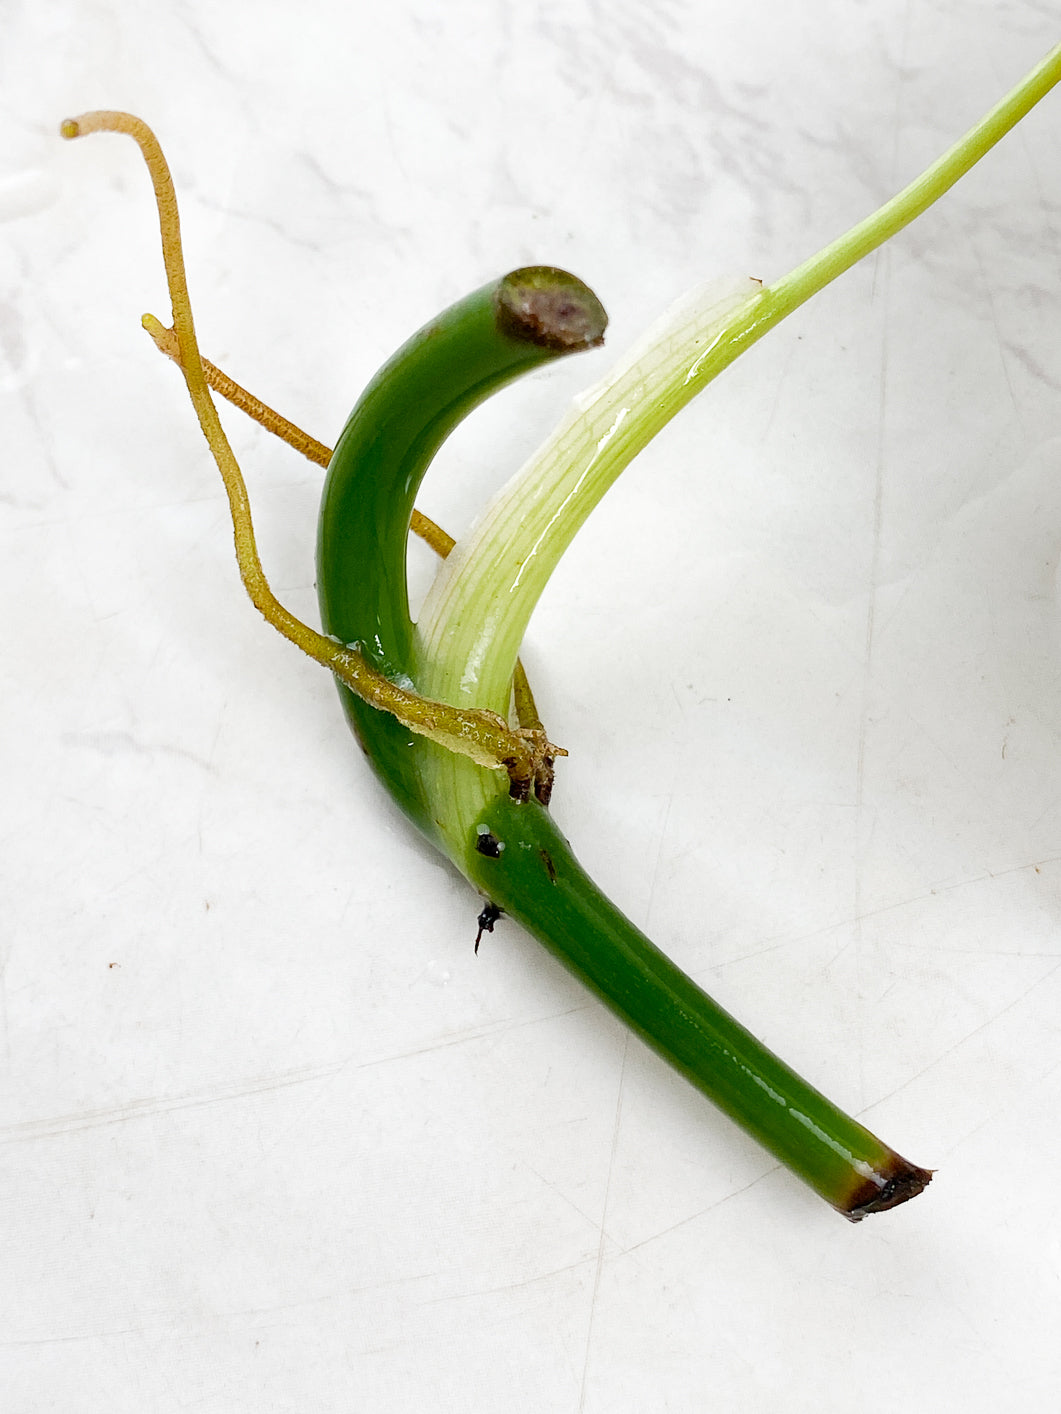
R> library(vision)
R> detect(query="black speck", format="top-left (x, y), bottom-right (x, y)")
top-left (475, 830), bottom-right (503, 858)
top-left (475, 902), bottom-right (503, 954)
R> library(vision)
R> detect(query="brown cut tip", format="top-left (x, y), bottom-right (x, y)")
top-left (495, 266), bottom-right (608, 352)
top-left (841, 1158), bottom-right (934, 1222)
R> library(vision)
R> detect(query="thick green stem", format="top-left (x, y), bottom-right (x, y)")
top-left (403, 45), bottom-right (1060, 1216)
top-left (318, 274), bottom-right (932, 1214)
top-left (316, 267), bottom-right (607, 831)
top-left (465, 795), bottom-right (930, 1218)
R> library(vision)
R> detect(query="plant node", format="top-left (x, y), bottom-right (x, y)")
top-left (60, 110), bottom-right (561, 791)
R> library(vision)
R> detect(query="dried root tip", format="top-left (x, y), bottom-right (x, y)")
top-left (506, 728), bottom-right (567, 803)
top-left (64, 111), bottom-right (568, 791)
top-left (841, 1159), bottom-right (934, 1222)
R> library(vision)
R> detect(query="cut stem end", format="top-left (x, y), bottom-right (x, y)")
top-left (842, 1159), bottom-right (934, 1222)
top-left (494, 266), bottom-right (608, 351)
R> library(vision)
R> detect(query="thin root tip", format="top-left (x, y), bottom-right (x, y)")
top-left (59, 118), bottom-right (81, 140)
top-left (140, 314), bottom-right (174, 357)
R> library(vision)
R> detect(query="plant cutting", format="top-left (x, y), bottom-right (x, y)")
top-left (61, 41), bottom-right (1060, 1218)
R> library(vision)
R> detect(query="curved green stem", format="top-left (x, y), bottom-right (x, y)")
top-left (378, 45), bottom-right (1061, 1213)
top-left (61, 113), bottom-right (579, 787)
top-left (67, 53), bottom-right (1061, 1213)
top-left (467, 795), bottom-right (930, 1218)
top-left (318, 280), bottom-right (931, 1215)
top-left (140, 311), bottom-right (549, 767)
top-left (316, 267), bottom-right (607, 831)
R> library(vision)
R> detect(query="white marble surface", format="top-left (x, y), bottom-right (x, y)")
top-left (3, 2), bottom-right (1061, 1410)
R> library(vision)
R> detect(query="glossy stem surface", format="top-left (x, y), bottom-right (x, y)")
top-left (319, 272), bottom-right (929, 1216)
top-left (465, 794), bottom-right (930, 1218)
top-left (141, 316), bottom-right (547, 746)
top-left (316, 267), bottom-right (606, 830)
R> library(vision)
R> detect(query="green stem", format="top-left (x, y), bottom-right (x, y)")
top-left (316, 267), bottom-right (606, 832)
top-left (64, 109), bottom-right (942, 1217)
top-left (319, 278), bottom-right (932, 1214)
top-left (404, 44), bottom-right (1060, 1215)
top-left (768, 38), bottom-right (1061, 317)
top-left (467, 795), bottom-right (930, 1218)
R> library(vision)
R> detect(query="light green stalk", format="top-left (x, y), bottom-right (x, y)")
top-left (415, 42), bottom-right (1061, 851)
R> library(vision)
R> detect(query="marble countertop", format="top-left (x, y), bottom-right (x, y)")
top-left (3, 3), bottom-right (1060, 1410)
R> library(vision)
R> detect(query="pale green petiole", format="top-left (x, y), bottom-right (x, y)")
top-left (415, 42), bottom-right (1061, 835)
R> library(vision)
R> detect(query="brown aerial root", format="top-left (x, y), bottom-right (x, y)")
top-left (61, 111), bottom-right (562, 795)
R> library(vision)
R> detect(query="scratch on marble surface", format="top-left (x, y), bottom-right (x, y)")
top-left (614, 1167), bottom-right (777, 1261)
top-left (847, 237), bottom-right (893, 1106)
top-left (0, 1062), bottom-right (343, 1146)
top-left (0, 1324), bottom-right (147, 1349)
top-left (214, 1266), bottom-right (436, 1323)
top-left (643, 784), bottom-right (675, 931)
top-left (1000, 338), bottom-right (1061, 393)
top-left (971, 241), bottom-right (1022, 417)
top-left (861, 955), bottom-right (1061, 1116)
top-left (2, 1005), bottom-right (592, 1148)
top-left (714, 852), bottom-right (1061, 972)
top-left (416, 1254), bottom-right (594, 1308)
top-left (353, 1004), bottom-right (590, 1073)
top-left (577, 1035), bottom-right (628, 1414)
top-left (844, 3), bottom-right (912, 1101)
top-left (525, 1162), bottom-right (620, 1244)
top-left (255, 1004), bottom-right (591, 1156)
top-left (946, 1047), bottom-right (1061, 1159)
top-left (0, 948), bottom-right (10, 1073)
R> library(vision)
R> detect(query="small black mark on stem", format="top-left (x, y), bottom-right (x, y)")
top-left (475, 902), bottom-right (502, 954)
top-left (475, 828), bottom-right (504, 858)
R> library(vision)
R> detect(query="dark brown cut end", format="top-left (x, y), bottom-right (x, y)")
top-left (495, 267), bottom-right (608, 352)
top-left (841, 1159), bottom-right (934, 1222)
